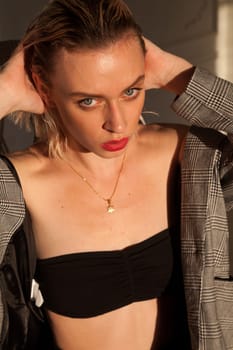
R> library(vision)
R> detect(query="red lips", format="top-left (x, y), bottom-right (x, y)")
top-left (101, 138), bottom-right (129, 152)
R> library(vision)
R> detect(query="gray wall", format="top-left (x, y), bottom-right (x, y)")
top-left (0, 0), bottom-right (217, 152)
top-left (0, 0), bottom-right (48, 152)
top-left (0, 0), bottom-right (47, 41)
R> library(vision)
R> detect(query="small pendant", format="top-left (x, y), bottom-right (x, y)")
top-left (107, 205), bottom-right (115, 213)
top-left (107, 199), bottom-right (115, 213)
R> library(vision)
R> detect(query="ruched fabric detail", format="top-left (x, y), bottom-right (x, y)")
top-left (35, 229), bottom-right (173, 318)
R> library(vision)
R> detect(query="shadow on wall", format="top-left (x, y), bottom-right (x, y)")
top-left (0, 40), bottom-right (19, 65)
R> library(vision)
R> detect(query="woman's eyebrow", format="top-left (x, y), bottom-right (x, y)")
top-left (67, 74), bottom-right (145, 98)
top-left (68, 74), bottom-right (145, 97)
top-left (125, 75), bottom-right (145, 89)
top-left (68, 91), bottom-right (103, 98)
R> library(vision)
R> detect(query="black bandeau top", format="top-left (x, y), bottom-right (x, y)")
top-left (35, 228), bottom-right (173, 318)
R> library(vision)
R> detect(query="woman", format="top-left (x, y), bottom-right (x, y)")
top-left (0, 1), bottom-right (192, 348)
top-left (1, 0), bottom-right (233, 349)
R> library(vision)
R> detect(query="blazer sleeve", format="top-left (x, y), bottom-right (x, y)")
top-left (172, 68), bottom-right (233, 211)
top-left (172, 67), bottom-right (233, 142)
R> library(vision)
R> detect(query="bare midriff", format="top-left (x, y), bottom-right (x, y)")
top-left (48, 299), bottom-right (158, 350)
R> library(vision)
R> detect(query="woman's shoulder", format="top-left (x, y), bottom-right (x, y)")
top-left (137, 122), bottom-right (188, 155)
top-left (5, 143), bottom-right (50, 177)
top-left (139, 121), bottom-right (188, 136)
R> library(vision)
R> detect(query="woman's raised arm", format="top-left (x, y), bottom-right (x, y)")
top-left (144, 38), bottom-right (194, 95)
top-left (0, 49), bottom-right (44, 119)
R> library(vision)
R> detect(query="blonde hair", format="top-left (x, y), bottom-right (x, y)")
top-left (15, 0), bottom-right (145, 158)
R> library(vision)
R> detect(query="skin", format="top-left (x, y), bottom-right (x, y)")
top-left (7, 37), bottom-right (188, 349)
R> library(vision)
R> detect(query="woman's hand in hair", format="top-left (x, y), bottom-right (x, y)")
top-left (0, 48), bottom-right (44, 118)
top-left (143, 37), bottom-right (194, 95)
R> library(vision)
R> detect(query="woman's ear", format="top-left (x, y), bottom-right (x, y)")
top-left (32, 72), bottom-right (55, 108)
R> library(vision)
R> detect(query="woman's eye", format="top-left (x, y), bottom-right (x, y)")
top-left (125, 88), bottom-right (136, 96)
top-left (79, 98), bottom-right (96, 107)
top-left (124, 88), bottom-right (141, 98)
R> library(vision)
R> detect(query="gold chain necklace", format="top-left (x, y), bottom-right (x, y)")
top-left (64, 151), bottom-right (126, 213)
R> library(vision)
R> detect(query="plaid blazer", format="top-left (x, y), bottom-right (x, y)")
top-left (0, 158), bottom-right (27, 348)
top-left (172, 67), bottom-right (233, 350)
top-left (0, 67), bottom-right (233, 349)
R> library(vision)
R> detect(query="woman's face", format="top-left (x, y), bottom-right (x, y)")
top-left (49, 36), bottom-right (146, 158)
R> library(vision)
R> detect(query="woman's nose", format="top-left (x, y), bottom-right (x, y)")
top-left (103, 102), bottom-right (127, 133)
